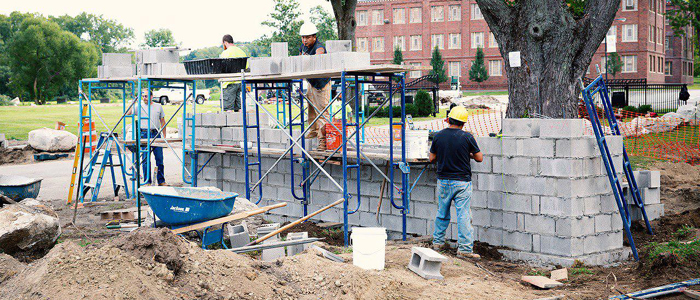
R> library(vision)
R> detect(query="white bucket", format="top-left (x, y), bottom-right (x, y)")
top-left (351, 227), bottom-right (387, 270)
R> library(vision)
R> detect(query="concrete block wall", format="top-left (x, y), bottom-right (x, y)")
top-left (190, 118), bottom-right (636, 266)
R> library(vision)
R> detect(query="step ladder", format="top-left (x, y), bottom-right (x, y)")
top-left (580, 76), bottom-right (654, 261)
top-left (80, 132), bottom-right (130, 202)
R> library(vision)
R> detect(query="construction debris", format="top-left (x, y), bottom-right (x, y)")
top-left (521, 276), bottom-right (564, 289)
top-left (310, 245), bottom-right (345, 263)
top-left (407, 246), bottom-right (448, 280)
top-left (550, 268), bottom-right (568, 281)
top-left (0, 199), bottom-right (60, 255)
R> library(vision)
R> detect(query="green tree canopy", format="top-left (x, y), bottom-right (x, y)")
top-left (429, 46), bottom-right (448, 84)
top-left (257, 0), bottom-right (303, 56)
top-left (606, 52), bottom-right (623, 77)
top-left (666, 0), bottom-right (699, 50)
top-left (143, 28), bottom-right (177, 48)
top-left (50, 13), bottom-right (134, 53)
top-left (469, 47), bottom-right (489, 84)
top-left (310, 5), bottom-right (338, 42)
top-left (7, 16), bottom-right (98, 104)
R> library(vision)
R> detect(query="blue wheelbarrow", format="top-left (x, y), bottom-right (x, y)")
top-left (0, 175), bottom-right (42, 201)
top-left (138, 186), bottom-right (238, 249)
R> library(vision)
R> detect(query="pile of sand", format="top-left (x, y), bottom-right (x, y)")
top-left (654, 161), bottom-right (700, 213)
top-left (0, 228), bottom-right (542, 300)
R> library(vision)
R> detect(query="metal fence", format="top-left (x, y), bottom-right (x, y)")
top-left (583, 78), bottom-right (688, 113)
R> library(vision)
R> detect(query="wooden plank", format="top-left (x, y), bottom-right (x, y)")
top-left (249, 199), bottom-right (344, 245)
top-left (550, 268), bottom-right (569, 282)
top-left (521, 276), bottom-right (564, 289)
top-left (684, 289), bottom-right (700, 299)
top-left (122, 138), bottom-right (182, 145)
top-left (171, 203), bottom-right (286, 234)
top-left (196, 144), bottom-right (429, 163)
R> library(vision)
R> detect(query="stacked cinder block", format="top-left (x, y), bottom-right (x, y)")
top-left (624, 170), bottom-right (664, 221)
top-left (135, 49), bottom-right (186, 76)
top-left (98, 53), bottom-right (135, 78)
top-left (249, 40), bottom-right (370, 76)
top-left (192, 118), bottom-right (637, 266)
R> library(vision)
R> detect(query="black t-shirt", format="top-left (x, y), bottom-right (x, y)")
top-left (300, 40), bottom-right (331, 89)
top-left (430, 128), bottom-right (481, 182)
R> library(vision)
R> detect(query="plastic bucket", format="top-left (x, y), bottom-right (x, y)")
top-left (351, 227), bottom-right (387, 270)
top-left (325, 121), bottom-right (344, 150)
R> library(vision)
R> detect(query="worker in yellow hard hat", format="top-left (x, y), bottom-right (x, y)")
top-left (220, 34), bottom-right (248, 112)
top-left (428, 105), bottom-right (483, 260)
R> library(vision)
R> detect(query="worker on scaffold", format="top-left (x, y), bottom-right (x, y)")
top-left (220, 34), bottom-right (248, 112)
top-left (299, 22), bottom-right (329, 151)
top-left (128, 92), bottom-right (166, 186)
top-left (429, 106), bottom-right (483, 260)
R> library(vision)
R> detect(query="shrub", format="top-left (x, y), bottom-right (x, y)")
top-left (365, 105), bottom-right (383, 117)
top-left (405, 103), bottom-right (419, 117)
top-left (414, 90), bottom-right (433, 117)
top-left (638, 104), bottom-right (653, 114)
top-left (622, 106), bottom-right (637, 113)
top-left (0, 95), bottom-right (11, 106)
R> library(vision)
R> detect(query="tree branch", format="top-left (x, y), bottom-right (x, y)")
top-left (475, 0), bottom-right (514, 38)
top-left (572, 0), bottom-right (622, 75)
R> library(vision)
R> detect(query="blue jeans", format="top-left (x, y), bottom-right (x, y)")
top-left (140, 129), bottom-right (165, 184)
top-left (433, 179), bottom-right (474, 253)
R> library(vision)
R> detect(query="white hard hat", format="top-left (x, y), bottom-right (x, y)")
top-left (299, 22), bottom-right (318, 36)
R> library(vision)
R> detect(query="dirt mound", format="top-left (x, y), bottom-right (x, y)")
top-left (0, 228), bottom-right (546, 300)
top-left (0, 147), bottom-right (31, 165)
top-left (653, 161), bottom-right (700, 214)
top-left (0, 254), bottom-right (24, 282)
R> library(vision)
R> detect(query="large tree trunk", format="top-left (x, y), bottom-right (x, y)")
top-left (476, 0), bottom-right (621, 118)
top-left (330, 0), bottom-right (358, 46)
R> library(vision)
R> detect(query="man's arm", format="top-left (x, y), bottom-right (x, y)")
top-left (429, 152), bottom-right (437, 163)
top-left (316, 47), bottom-right (325, 54)
top-left (470, 152), bottom-right (483, 162)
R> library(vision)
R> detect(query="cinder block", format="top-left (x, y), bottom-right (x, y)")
top-left (539, 158), bottom-right (584, 177)
top-left (325, 40), bottom-right (352, 53)
top-left (300, 55), bottom-right (314, 72)
top-left (594, 214), bottom-right (613, 233)
top-left (227, 223), bottom-right (250, 248)
top-left (541, 236), bottom-right (584, 257)
top-left (471, 156), bottom-right (492, 173)
top-left (102, 53), bottom-right (132, 66)
top-left (515, 176), bottom-right (555, 196)
top-left (487, 191), bottom-right (503, 210)
top-left (478, 227), bottom-right (503, 246)
top-left (500, 138), bottom-right (524, 156)
top-left (286, 232), bottom-right (310, 256)
top-left (502, 194), bottom-right (533, 213)
top-left (502, 118), bottom-right (540, 138)
top-left (555, 137), bottom-right (598, 158)
top-left (583, 196), bottom-right (601, 215)
top-left (502, 231), bottom-right (532, 251)
top-left (271, 42), bottom-right (289, 57)
top-left (605, 136), bottom-right (624, 156)
top-left (474, 137), bottom-right (502, 154)
top-left (539, 197), bottom-right (585, 217)
top-left (539, 119), bottom-right (585, 138)
top-left (471, 208), bottom-right (490, 227)
top-left (489, 210), bottom-right (503, 228)
top-left (329, 52), bottom-right (371, 70)
top-left (408, 246), bottom-right (447, 280)
top-left (640, 187), bottom-right (660, 205)
top-left (471, 190), bottom-right (488, 208)
top-left (522, 138), bottom-right (555, 157)
top-left (493, 157), bottom-right (536, 175)
top-left (555, 217), bottom-right (594, 237)
top-left (160, 63), bottom-right (187, 75)
top-left (502, 213), bottom-right (517, 231)
top-left (628, 203), bottom-right (664, 221)
top-left (524, 214), bottom-right (555, 234)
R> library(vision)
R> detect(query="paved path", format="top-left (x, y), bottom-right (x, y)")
top-left (0, 149), bottom-right (185, 202)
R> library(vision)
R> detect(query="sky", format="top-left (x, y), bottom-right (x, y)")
top-left (0, 0), bottom-right (333, 50)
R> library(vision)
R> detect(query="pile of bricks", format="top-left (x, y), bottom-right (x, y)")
top-left (135, 49), bottom-right (186, 76)
top-left (188, 118), bottom-right (661, 266)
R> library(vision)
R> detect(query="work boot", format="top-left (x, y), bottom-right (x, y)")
top-left (316, 127), bottom-right (327, 151)
top-left (431, 243), bottom-right (445, 251)
top-left (457, 251), bottom-right (481, 260)
top-left (305, 130), bottom-right (318, 139)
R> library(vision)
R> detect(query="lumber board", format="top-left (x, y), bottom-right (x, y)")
top-left (521, 276), bottom-right (564, 289)
top-left (170, 203), bottom-right (286, 234)
top-left (684, 289), bottom-right (700, 299)
top-left (228, 238), bottom-right (321, 253)
top-left (196, 144), bottom-right (430, 163)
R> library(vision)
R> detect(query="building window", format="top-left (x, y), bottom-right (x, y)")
top-left (622, 24), bottom-right (637, 42)
top-left (431, 6), bottom-right (444, 22)
top-left (657, 28), bottom-right (663, 45)
top-left (489, 32), bottom-right (498, 48)
top-left (622, 55), bottom-right (637, 73)
top-left (449, 61), bottom-right (461, 78)
top-left (410, 7), bottom-right (422, 23)
top-left (489, 60), bottom-right (502, 76)
top-left (410, 35), bottom-right (422, 51)
top-left (372, 10), bottom-right (384, 25)
top-left (448, 33), bottom-right (461, 49)
top-left (372, 37), bottom-right (385, 52)
top-left (410, 62), bottom-right (421, 78)
top-left (357, 11), bottom-right (368, 26)
top-left (623, 0), bottom-right (637, 11)
top-left (471, 32), bottom-right (484, 49)
top-left (448, 5), bottom-right (461, 21)
top-left (658, 57), bottom-right (663, 74)
top-left (393, 8), bottom-right (405, 24)
top-left (649, 25), bottom-right (654, 42)
top-left (665, 37), bottom-right (670, 51)
top-left (471, 4), bottom-right (483, 20)
top-left (649, 55), bottom-right (654, 72)
top-left (357, 37), bottom-right (368, 52)
top-left (394, 36), bottom-right (406, 51)
top-left (431, 34), bottom-right (444, 50)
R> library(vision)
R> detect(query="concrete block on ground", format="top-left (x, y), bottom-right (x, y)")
top-left (271, 42), bottom-right (289, 57)
top-left (408, 247), bottom-right (448, 280)
top-left (286, 232), bottom-right (309, 256)
top-left (502, 118), bottom-right (540, 138)
top-left (539, 119), bottom-right (585, 138)
top-left (640, 187), bottom-right (661, 205)
top-left (257, 223), bottom-right (286, 261)
top-left (628, 203), bottom-right (664, 221)
top-left (326, 40), bottom-right (352, 53)
top-left (227, 222), bottom-right (250, 248)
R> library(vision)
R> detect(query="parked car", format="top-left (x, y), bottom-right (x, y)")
top-left (151, 87), bottom-right (210, 104)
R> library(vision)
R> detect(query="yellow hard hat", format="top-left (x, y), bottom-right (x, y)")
top-left (448, 106), bottom-right (469, 123)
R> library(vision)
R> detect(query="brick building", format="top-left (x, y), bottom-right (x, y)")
top-left (664, 2), bottom-right (695, 84)
top-left (355, 0), bottom-right (694, 90)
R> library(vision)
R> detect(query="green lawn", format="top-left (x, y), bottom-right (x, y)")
top-left (689, 77), bottom-right (700, 90)
top-left (462, 90), bottom-right (509, 97)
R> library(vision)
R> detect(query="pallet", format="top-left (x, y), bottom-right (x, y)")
top-left (100, 207), bottom-right (141, 221)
